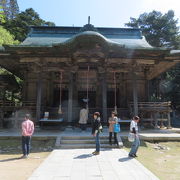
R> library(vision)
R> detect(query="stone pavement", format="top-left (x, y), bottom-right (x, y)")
top-left (28, 148), bottom-right (159, 180)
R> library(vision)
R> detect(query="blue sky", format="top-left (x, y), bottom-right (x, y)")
top-left (18, 0), bottom-right (180, 27)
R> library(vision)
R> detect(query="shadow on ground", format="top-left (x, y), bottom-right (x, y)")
top-left (0, 156), bottom-right (22, 162)
top-left (122, 138), bottom-right (148, 148)
top-left (118, 156), bottom-right (133, 162)
top-left (74, 154), bottom-right (93, 159)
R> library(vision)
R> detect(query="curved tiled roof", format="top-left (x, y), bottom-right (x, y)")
top-left (21, 26), bottom-right (153, 49)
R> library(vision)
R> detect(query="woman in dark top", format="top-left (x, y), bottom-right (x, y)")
top-left (92, 112), bottom-right (101, 155)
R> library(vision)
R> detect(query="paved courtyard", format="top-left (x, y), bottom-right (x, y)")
top-left (28, 148), bottom-right (159, 180)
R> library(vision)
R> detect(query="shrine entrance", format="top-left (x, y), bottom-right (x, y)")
top-left (78, 91), bottom-right (96, 108)
top-left (53, 88), bottom-right (68, 107)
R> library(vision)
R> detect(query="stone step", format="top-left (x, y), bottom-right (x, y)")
top-left (61, 139), bottom-right (110, 144)
top-left (61, 136), bottom-right (109, 140)
top-left (60, 143), bottom-right (121, 149)
top-left (56, 135), bottom-right (123, 148)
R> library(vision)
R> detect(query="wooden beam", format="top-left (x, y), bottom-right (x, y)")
top-left (147, 61), bottom-right (177, 80)
top-left (136, 59), bottom-right (155, 65)
top-left (20, 57), bottom-right (70, 63)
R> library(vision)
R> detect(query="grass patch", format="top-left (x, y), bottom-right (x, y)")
top-left (0, 138), bottom-right (56, 154)
top-left (122, 137), bottom-right (180, 180)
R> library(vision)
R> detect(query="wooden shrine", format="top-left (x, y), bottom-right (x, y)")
top-left (0, 23), bottom-right (180, 128)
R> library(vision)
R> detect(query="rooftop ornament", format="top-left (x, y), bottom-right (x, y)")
top-left (80, 16), bottom-right (98, 32)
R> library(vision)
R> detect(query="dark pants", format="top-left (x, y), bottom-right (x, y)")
top-left (95, 132), bottom-right (100, 152)
top-left (22, 136), bottom-right (31, 156)
top-left (80, 124), bottom-right (86, 130)
top-left (109, 132), bottom-right (118, 144)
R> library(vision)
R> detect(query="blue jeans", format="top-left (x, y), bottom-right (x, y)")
top-left (22, 136), bottom-right (31, 156)
top-left (129, 135), bottom-right (140, 155)
top-left (95, 133), bottom-right (100, 152)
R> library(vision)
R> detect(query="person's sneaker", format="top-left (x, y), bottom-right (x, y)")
top-left (21, 155), bottom-right (27, 159)
top-left (93, 151), bottom-right (100, 155)
top-left (128, 154), bottom-right (135, 158)
top-left (92, 151), bottom-right (96, 155)
top-left (134, 154), bottom-right (138, 157)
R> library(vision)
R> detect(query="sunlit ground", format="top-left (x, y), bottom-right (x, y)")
top-left (0, 139), bottom-right (180, 180)
top-left (122, 138), bottom-right (180, 180)
top-left (0, 139), bottom-right (55, 180)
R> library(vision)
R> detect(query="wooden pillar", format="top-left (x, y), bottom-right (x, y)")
top-left (49, 72), bottom-right (54, 106)
top-left (68, 72), bottom-right (73, 123)
top-left (96, 73), bottom-right (102, 108)
top-left (153, 112), bottom-right (158, 128)
top-left (73, 72), bottom-right (78, 107)
top-left (102, 73), bottom-right (107, 122)
top-left (0, 86), bottom-right (5, 127)
top-left (132, 71), bottom-right (138, 116)
top-left (144, 69), bottom-right (149, 101)
top-left (73, 72), bottom-right (78, 122)
top-left (36, 71), bottom-right (42, 124)
top-left (22, 70), bottom-right (28, 102)
top-left (167, 112), bottom-right (172, 129)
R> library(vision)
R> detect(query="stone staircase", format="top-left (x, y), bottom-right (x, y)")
top-left (56, 135), bottom-right (123, 149)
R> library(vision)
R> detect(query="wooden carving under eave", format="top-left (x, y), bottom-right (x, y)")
top-left (147, 61), bottom-right (177, 80)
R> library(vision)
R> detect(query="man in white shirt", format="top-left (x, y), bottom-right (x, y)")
top-left (79, 105), bottom-right (88, 131)
top-left (129, 116), bottom-right (140, 158)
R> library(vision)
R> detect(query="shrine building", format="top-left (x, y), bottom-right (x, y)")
top-left (0, 22), bottom-right (180, 127)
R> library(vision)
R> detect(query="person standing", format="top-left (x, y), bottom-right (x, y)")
top-left (92, 112), bottom-right (101, 155)
top-left (79, 105), bottom-right (88, 131)
top-left (21, 114), bottom-right (34, 158)
top-left (129, 116), bottom-right (140, 158)
top-left (108, 111), bottom-right (118, 146)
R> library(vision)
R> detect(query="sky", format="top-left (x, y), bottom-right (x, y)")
top-left (17, 0), bottom-right (180, 27)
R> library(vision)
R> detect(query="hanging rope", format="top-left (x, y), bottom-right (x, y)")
top-left (113, 71), bottom-right (117, 114)
top-left (58, 71), bottom-right (63, 114)
top-left (86, 65), bottom-right (90, 110)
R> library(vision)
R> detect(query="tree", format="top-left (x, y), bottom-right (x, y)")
top-left (126, 10), bottom-right (180, 110)
top-left (125, 10), bottom-right (180, 48)
top-left (0, 0), bottom-right (8, 19)
top-left (3, 8), bottom-right (55, 41)
top-left (0, 5), bottom-right (6, 23)
top-left (9, 0), bottom-right (19, 19)
top-left (0, 0), bottom-right (19, 19)
top-left (0, 25), bottom-right (18, 45)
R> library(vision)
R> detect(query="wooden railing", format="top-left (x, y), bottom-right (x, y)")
top-left (0, 100), bottom-right (37, 108)
top-left (129, 101), bottom-right (172, 128)
top-left (129, 101), bottom-right (171, 113)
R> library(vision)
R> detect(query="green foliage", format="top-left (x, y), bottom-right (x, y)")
top-left (0, 67), bottom-right (22, 103)
top-left (0, 5), bottom-right (6, 23)
top-left (126, 10), bottom-right (180, 110)
top-left (2, 8), bottom-right (55, 42)
top-left (9, 0), bottom-right (19, 19)
top-left (0, 25), bottom-right (19, 45)
top-left (0, 0), bottom-right (19, 19)
top-left (125, 10), bottom-right (180, 48)
top-left (164, 65), bottom-right (180, 110)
